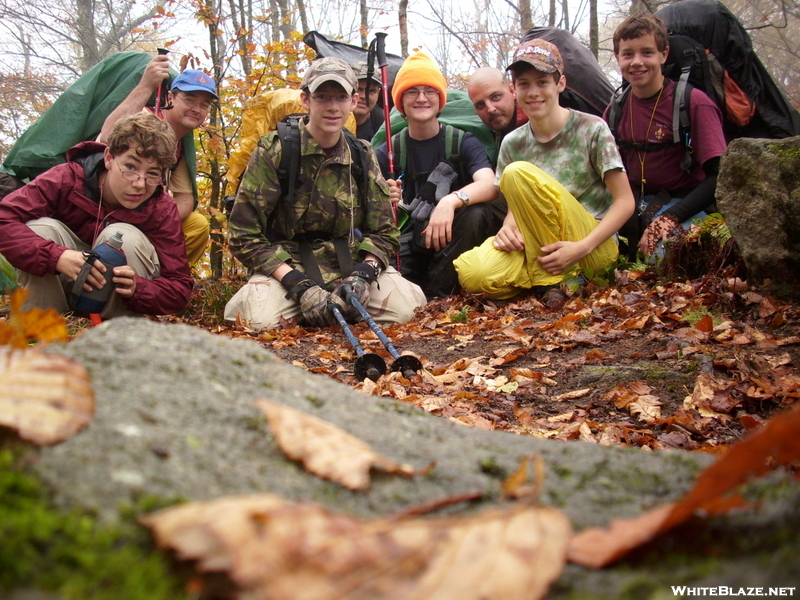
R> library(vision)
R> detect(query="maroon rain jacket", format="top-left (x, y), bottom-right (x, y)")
top-left (0, 141), bottom-right (193, 315)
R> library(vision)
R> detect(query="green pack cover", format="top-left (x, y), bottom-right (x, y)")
top-left (1, 51), bottom-right (197, 199)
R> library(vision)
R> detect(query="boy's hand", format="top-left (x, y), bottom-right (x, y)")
top-left (386, 178), bottom-right (402, 205)
top-left (141, 55), bottom-right (171, 91)
top-left (538, 241), bottom-right (587, 275)
top-left (112, 265), bottom-right (137, 298)
top-left (57, 250), bottom-right (106, 291)
top-left (493, 223), bottom-right (525, 252)
top-left (422, 196), bottom-right (457, 251)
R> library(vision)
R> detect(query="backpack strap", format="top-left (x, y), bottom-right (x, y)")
top-left (607, 84), bottom-right (630, 145)
top-left (342, 130), bottom-right (369, 209)
top-left (391, 129), bottom-right (407, 176)
top-left (276, 114), bottom-right (303, 205)
top-left (673, 70), bottom-right (696, 173)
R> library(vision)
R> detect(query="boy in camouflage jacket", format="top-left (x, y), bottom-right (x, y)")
top-left (225, 58), bottom-right (426, 330)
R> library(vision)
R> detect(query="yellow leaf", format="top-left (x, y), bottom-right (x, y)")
top-left (256, 400), bottom-right (432, 490)
top-left (0, 347), bottom-right (94, 445)
top-left (0, 288), bottom-right (68, 348)
top-left (143, 493), bottom-right (571, 600)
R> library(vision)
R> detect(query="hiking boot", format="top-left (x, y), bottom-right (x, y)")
top-left (533, 283), bottom-right (568, 310)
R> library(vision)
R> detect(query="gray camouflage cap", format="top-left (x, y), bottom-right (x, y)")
top-left (301, 57), bottom-right (358, 94)
top-left (352, 61), bottom-right (383, 86)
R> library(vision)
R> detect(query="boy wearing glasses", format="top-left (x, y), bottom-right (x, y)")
top-left (99, 58), bottom-right (218, 266)
top-left (374, 52), bottom-right (501, 299)
top-left (225, 57), bottom-right (425, 330)
top-left (0, 113), bottom-right (193, 317)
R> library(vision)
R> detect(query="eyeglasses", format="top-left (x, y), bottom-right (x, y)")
top-left (310, 92), bottom-right (354, 104)
top-left (175, 93), bottom-right (213, 111)
top-left (403, 88), bottom-right (439, 100)
top-left (115, 160), bottom-right (163, 186)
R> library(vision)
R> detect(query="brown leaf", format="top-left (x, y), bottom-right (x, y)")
top-left (553, 388), bottom-right (592, 402)
top-left (568, 403), bottom-right (800, 568)
top-left (143, 493), bottom-right (571, 600)
top-left (0, 347), bottom-right (94, 445)
top-left (256, 400), bottom-right (431, 490)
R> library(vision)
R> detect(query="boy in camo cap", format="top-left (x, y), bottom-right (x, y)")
top-left (225, 57), bottom-right (425, 331)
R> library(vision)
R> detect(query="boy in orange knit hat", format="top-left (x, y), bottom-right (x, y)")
top-left (374, 52), bottom-right (503, 299)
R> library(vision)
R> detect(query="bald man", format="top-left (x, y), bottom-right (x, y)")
top-left (467, 67), bottom-right (528, 162)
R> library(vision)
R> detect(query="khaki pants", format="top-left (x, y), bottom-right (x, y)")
top-left (18, 218), bottom-right (161, 319)
top-left (224, 267), bottom-right (427, 330)
top-left (183, 211), bottom-right (209, 266)
top-left (455, 161), bottom-right (618, 299)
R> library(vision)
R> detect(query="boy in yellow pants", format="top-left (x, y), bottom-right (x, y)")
top-left (454, 40), bottom-right (634, 306)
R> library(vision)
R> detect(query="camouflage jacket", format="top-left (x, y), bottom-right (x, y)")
top-left (228, 119), bottom-right (399, 285)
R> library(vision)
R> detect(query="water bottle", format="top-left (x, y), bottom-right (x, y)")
top-left (73, 231), bottom-right (127, 313)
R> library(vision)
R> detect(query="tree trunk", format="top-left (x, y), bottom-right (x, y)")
top-left (549, 0), bottom-right (556, 27)
top-left (206, 0), bottom-right (225, 279)
top-left (399, 0), bottom-right (409, 58)
top-left (360, 0), bottom-right (369, 47)
top-left (519, 0), bottom-right (532, 33)
top-left (296, 0), bottom-right (309, 34)
top-left (562, 0), bottom-right (569, 31)
top-left (589, 0), bottom-right (598, 58)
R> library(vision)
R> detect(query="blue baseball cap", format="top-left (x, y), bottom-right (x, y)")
top-left (170, 70), bottom-right (219, 99)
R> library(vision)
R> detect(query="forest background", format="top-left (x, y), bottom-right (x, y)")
top-left (1, 0), bottom-right (799, 279)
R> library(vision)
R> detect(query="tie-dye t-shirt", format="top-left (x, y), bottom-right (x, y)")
top-left (495, 109), bottom-right (625, 219)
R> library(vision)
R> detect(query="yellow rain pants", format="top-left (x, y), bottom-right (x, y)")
top-left (454, 161), bottom-right (618, 299)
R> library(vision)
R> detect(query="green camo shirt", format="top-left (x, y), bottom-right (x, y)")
top-left (228, 119), bottom-right (399, 285)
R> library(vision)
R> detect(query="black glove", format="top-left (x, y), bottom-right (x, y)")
top-left (331, 262), bottom-right (378, 322)
top-left (281, 269), bottom-right (345, 328)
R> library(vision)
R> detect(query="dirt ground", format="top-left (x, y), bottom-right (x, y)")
top-left (4, 262), bottom-right (798, 454)
top-left (171, 266), bottom-right (800, 454)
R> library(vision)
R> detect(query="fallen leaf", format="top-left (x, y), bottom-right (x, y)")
top-left (0, 288), bottom-right (68, 348)
top-left (0, 347), bottom-right (94, 445)
top-left (255, 400), bottom-right (431, 490)
top-left (143, 493), bottom-right (571, 600)
top-left (568, 403), bottom-right (800, 568)
top-left (553, 388), bottom-right (592, 402)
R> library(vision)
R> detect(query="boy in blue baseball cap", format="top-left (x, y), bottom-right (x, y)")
top-left (98, 57), bottom-right (219, 267)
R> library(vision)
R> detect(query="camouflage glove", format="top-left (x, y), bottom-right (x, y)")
top-left (332, 261), bottom-right (379, 322)
top-left (282, 269), bottom-right (345, 328)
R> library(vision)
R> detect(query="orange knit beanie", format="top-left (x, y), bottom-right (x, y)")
top-left (392, 52), bottom-right (447, 113)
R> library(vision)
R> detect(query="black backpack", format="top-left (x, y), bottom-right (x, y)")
top-left (224, 114), bottom-right (370, 215)
top-left (607, 0), bottom-right (800, 159)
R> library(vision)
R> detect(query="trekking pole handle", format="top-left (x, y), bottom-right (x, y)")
top-left (344, 288), bottom-right (401, 360)
top-left (375, 33), bottom-right (388, 68)
top-left (154, 48), bottom-right (170, 118)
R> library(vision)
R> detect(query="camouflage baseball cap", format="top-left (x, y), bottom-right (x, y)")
top-left (506, 39), bottom-right (564, 75)
top-left (351, 61), bottom-right (383, 86)
top-left (300, 57), bottom-right (358, 94)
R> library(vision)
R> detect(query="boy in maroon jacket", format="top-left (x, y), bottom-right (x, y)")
top-left (0, 112), bottom-right (193, 318)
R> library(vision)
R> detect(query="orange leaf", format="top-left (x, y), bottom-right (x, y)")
top-left (256, 399), bottom-right (432, 490)
top-left (568, 403), bottom-right (800, 568)
top-left (0, 288), bottom-right (68, 348)
top-left (0, 347), bottom-right (94, 445)
top-left (694, 314), bottom-right (714, 332)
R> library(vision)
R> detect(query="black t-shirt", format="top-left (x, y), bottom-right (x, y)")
top-left (375, 126), bottom-right (491, 204)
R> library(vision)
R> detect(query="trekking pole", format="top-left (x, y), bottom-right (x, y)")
top-left (154, 48), bottom-right (170, 119)
top-left (329, 303), bottom-right (387, 382)
top-left (343, 287), bottom-right (422, 378)
top-left (374, 32), bottom-right (402, 273)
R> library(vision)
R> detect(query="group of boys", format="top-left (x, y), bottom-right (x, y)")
top-left (0, 12), bottom-right (726, 329)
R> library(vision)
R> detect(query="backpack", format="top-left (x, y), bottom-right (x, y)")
top-left (391, 124), bottom-right (466, 188)
top-left (521, 27), bottom-right (616, 118)
top-left (224, 113), bottom-right (370, 215)
top-left (607, 0), bottom-right (800, 157)
top-left (606, 71), bottom-right (696, 174)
